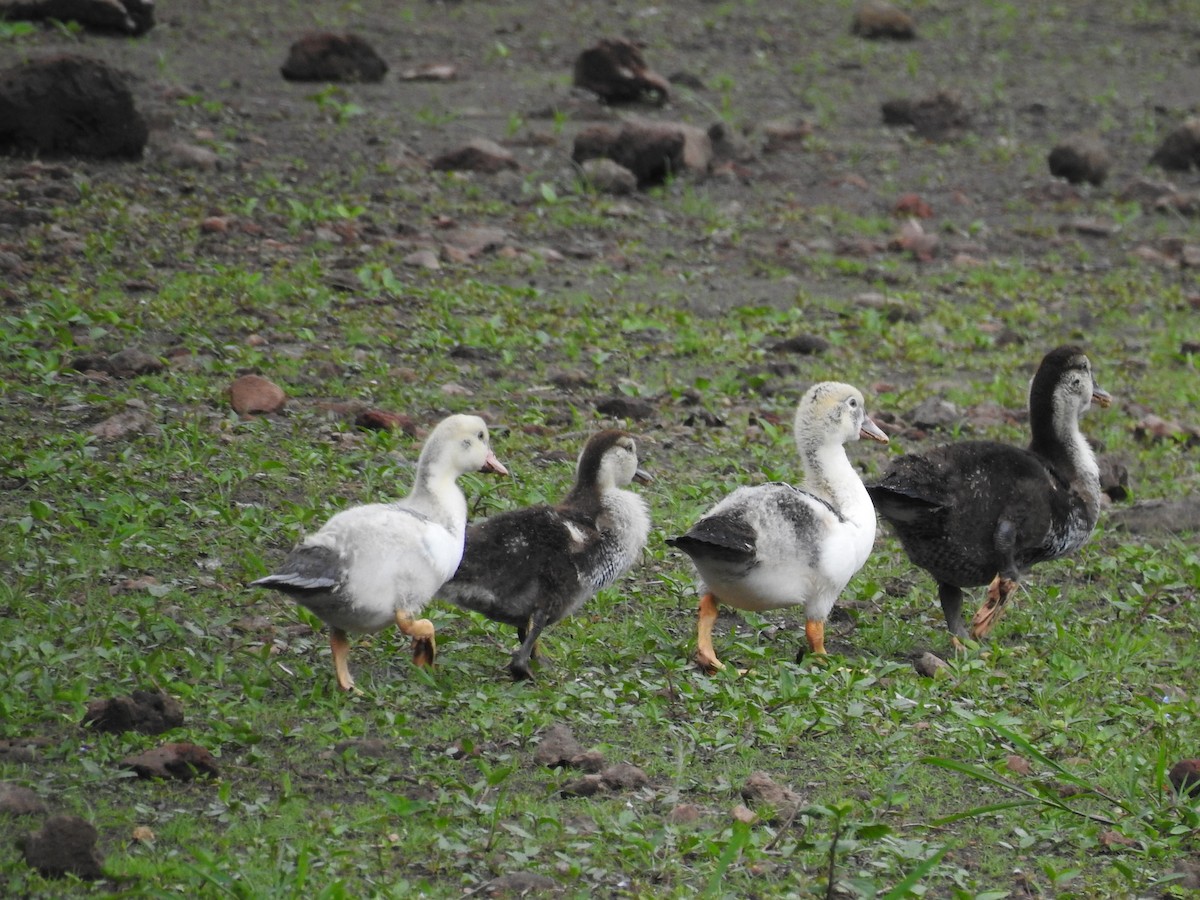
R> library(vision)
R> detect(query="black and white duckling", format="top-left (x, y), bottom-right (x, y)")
top-left (251, 414), bottom-right (508, 691)
top-left (867, 345), bottom-right (1111, 644)
top-left (668, 383), bottom-right (889, 672)
top-left (439, 430), bottom-right (652, 680)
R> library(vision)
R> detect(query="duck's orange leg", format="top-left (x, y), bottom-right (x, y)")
top-left (396, 613), bottom-right (437, 667)
top-left (804, 619), bottom-right (827, 656)
top-left (970, 575), bottom-right (1019, 639)
top-left (330, 628), bottom-right (357, 692)
top-left (694, 593), bottom-right (725, 673)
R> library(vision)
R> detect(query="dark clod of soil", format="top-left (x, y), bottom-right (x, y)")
top-left (477, 871), bottom-right (560, 896)
top-left (0, 0), bottom-right (154, 35)
top-left (119, 742), bottom-right (219, 780)
top-left (229, 373), bottom-right (287, 416)
top-left (431, 138), bottom-right (518, 174)
top-left (0, 55), bottom-right (148, 159)
top-left (82, 689), bottom-right (184, 735)
top-left (881, 89), bottom-right (970, 141)
top-left (573, 120), bottom-right (711, 187)
top-left (740, 770), bottom-right (802, 820)
top-left (1150, 118), bottom-right (1200, 172)
top-left (595, 396), bottom-right (656, 420)
top-left (1170, 760), bottom-right (1200, 797)
top-left (572, 38), bottom-right (670, 106)
top-left (280, 33), bottom-right (388, 83)
top-left (770, 334), bottom-right (831, 355)
top-left (0, 736), bottom-right (52, 763)
top-left (599, 762), bottom-right (649, 791)
top-left (355, 409), bottom-right (419, 435)
top-left (0, 782), bottom-right (47, 816)
top-left (1048, 135), bottom-right (1111, 186)
top-left (914, 651), bottom-right (949, 678)
top-left (851, 1), bottom-right (916, 40)
top-left (18, 815), bottom-right (105, 880)
top-left (534, 723), bottom-right (587, 768)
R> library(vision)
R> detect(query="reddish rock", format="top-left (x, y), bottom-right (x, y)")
top-left (600, 763), bottom-right (649, 790)
top-left (1048, 135), bottom-right (1111, 186)
top-left (1170, 760), bottom-right (1200, 797)
top-left (666, 803), bottom-right (704, 824)
top-left (741, 771), bottom-right (802, 820)
top-left (573, 38), bottom-right (670, 105)
top-left (120, 742), bottom-right (219, 780)
top-left (851, 1), bottom-right (916, 39)
top-left (229, 374), bottom-right (286, 415)
top-left (534, 723), bottom-right (586, 768)
top-left (83, 690), bottom-right (183, 735)
top-left (19, 815), bottom-right (104, 880)
top-left (89, 407), bottom-right (157, 441)
top-left (281, 32), bottom-right (387, 83)
top-left (890, 217), bottom-right (939, 260)
top-left (573, 119), bottom-right (712, 187)
top-left (0, 55), bottom-right (148, 159)
top-left (914, 651), bottom-right (948, 677)
top-left (1151, 118), bottom-right (1200, 172)
top-left (0, 0), bottom-right (154, 35)
top-left (1005, 755), bottom-right (1032, 776)
top-left (431, 138), bottom-right (518, 174)
top-left (894, 192), bottom-right (933, 218)
top-left (355, 409), bottom-right (419, 435)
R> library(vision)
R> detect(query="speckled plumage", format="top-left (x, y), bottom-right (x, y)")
top-left (669, 382), bottom-right (889, 669)
top-left (251, 414), bottom-right (507, 690)
top-left (440, 430), bottom-right (651, 679)
top-left (867, 345), bottom-right (1111, 641)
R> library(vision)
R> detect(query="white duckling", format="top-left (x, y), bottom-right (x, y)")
top-left (251, 414), bottom-right (508, 691)
top-left (668, 383), bottom-right (888, 672)
top-left (440, 430), bottom-right (651, 680)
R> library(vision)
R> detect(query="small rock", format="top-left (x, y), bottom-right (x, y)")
top-left (580, 157), bottom-right (637, 196)
top-left (229, 374), bottom-right (286, 415)
top-left (478, 872), bottom-right (559, 896)
top-left (19, 815), bottom-right (104, 880)
top-left (851, 1), bottom-right (916, 39)
top-left (914, 651), bottom-right (948, 678)
top-left (332, 738), bottom-right (388, 758)
top-left (0, 0), bottom-right (154, 35)
top-left (1098, 830), bottom-right (1136, 850)
top-left (1048, 135), bottom-right (1110, 186)
top-left (398, 63), bottom-right (457, 82)
top-left (731, 804), bottom-right (758, 824)
top-left (761, 118), bottom-right (813, 153)
top-left (535, 723), bottom-right (586, 768)
top-left (570, 750), bottom-right (607, 773)
top-left (573, 37), bottom-right (670, 105)
top-left (1005, 755), bottom-right (1032, 776)
top-left (1117, 176), bottom-right (1178, 206)
top-left (441, 226), bottom-right (510, 258)
top-left (120, 742), bottom-right (219, 780)
top-left (908, 397), bottom-right (959, 430)
top-left (131, 825), bottom-right (155, 843)
top-left (403, 248), bottom-right (440, 269)
top-left (894, 192), bottom-right (933, 219)
top-left (431, 138), bottom-right (518, 174)
top-left (163, 142), bottom-right (221, 171)
top-left (0, 783), bottom-right (46, 816)
top-left (666, 803), bottom-right (704, 824)
top-left (107, 347), bottom-right (164, 376)
top-left (595, 396), bottom-right (655, 420)
top-left (890, 217), bottom-right (938, 260)
top-left (89, 407), bottom-right (157, 442)
top-left (1150, 118), bottom-right (1200, 172)
top-left (83, 690), bottom-right (184, 735)
top-left (0, 737), bottom-right (51, 763)
top-left (741, 771), bottom-right (801, 820)
top-left (573, 119), bottom-right (712, 187)
top-left (600, 762), bottom-right (649, 791)
top-left (281, 32), bottom-right (388, 83)
top-left (560, 773), bottom-right (605, 797)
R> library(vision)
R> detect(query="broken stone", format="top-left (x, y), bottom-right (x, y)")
top-left (0, 0), bottom-right (154, 35)
top-left (908, 397), bottom-right (959, 430)
top-left (89, 407), bottom-right (157, 441)
top-left (0, 782), bottom-right (46, 816)
top-left (162, 141), bottom-right (221, 171)
top-left (573, 119), bottom-right (712, 187)
top-left (1005, 755), bottom-right (1032, 776)
top-left (355, 409), bottom-right (418, 435)
top-left (740, 771), bottom-right (801, 820)
top-left (403, 248), bottom-right (440, 269)
top-left (666, 803), bottom-right (704, 824)
top-left (731, 804), bottom-right (758, 824)
top-left (579, 157), bottom-right (637, 196)
top-left (600, 762), bottom-right (649, 791)
top-left (1048, 134), bottom-right (1110, 186)
top-left (851, 1), bottom-right (916, 39)
top-left (535, 723), bottom-right (586, 768)
top-left (107, 347), bottom-right (164, 376)
top-left (281, 32), bottom-right (388, 83)
top-left (761, 118), bottom-right (814, 154)
top-left (882, 89), bottom-right (970, 141)
top-left (0, 55), bottom-right (148, 159)
top-left (431, 138), bottom-right (518, 174)
top-left (83, 689), bottom-right (183, 735)
top-left (229, 374), bottom-right (286, 415)
top-left (477, 872), bottom-right (559, 896)
top-left (19, 815), bottom-right (104, 880)
top-left (119, 742), bottom-right (219, 780)
top-left (1150, 118), bottom-right (1200, 172)
top-left (559, 773), bottom-right (605, 797)
top-left (914, 651), bottom-right (948, 678)
top-left (572, 37), bottom-right (670, 105)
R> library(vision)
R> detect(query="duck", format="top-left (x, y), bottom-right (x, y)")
top-left (439, 430), bottom-right (652, 680)
top-left (251, 414), bottom-right (508, 691)
top-left (668, 383), bottom-right (889, 672)
top-left (866, 345), bottom-right (1111, 644)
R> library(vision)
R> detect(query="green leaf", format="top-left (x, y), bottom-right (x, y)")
top-left (880, 846), bottom-right (947, 900)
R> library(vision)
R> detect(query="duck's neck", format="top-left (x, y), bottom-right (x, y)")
top-left (405, 466), bottom-right (468, 534)
top-left (1030, 402), bottom-right (1102, 526)
top-left (802, 442), bottom-right (871, 521)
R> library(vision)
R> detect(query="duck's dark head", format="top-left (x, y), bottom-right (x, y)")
top-left (573, 430), bottom-right (649, 492)
top-left (1029, 346), bottom-right (1111, 449)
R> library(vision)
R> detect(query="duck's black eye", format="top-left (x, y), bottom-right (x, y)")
top-left (477, 431), bottom-right (485, 441)
top-left (848, 398), bottom-right (858, 408)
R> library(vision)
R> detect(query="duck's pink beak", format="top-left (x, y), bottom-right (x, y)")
top-left (860, 416), bottom-right (889, 444)
top-left (481, 450), bottom-right (508, 476)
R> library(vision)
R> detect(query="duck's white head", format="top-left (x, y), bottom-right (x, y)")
top-left (795, 382), bottom-right (889, 450)
top-left (422, 414), bottom-right (508, 477)
top-left (575, 430), bottom-right (651, 492)
top-left (1028, 345), bottom-right (1111, 455)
